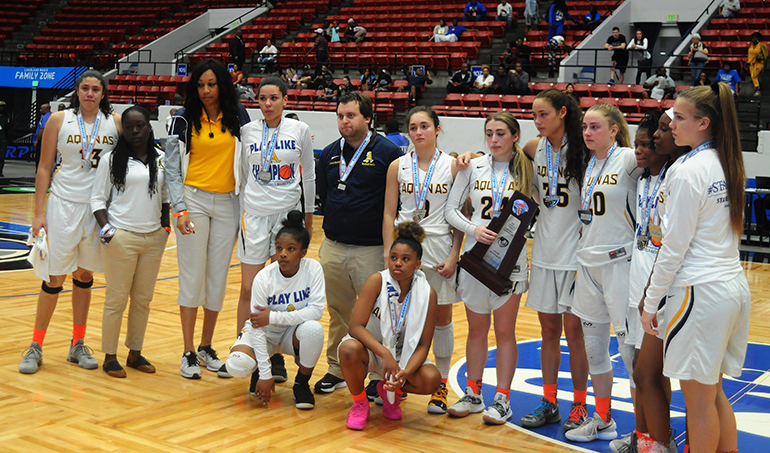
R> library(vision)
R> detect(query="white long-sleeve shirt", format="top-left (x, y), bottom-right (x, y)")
top-left (643, 149), bottom-right (743, 313)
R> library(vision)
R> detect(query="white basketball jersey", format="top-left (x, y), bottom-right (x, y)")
top-left (241, 117), bottom-right (315, 216)
top-left (628, 173), bottom-right (663, 308)
top-left (576, 146), bottom-right (642, 267)
top-left (51, 109), bottom-right (119, 204)
top-left (531, 137), bottom-right (582, 271)
top-left (396, 151), bottom-right (454, 235)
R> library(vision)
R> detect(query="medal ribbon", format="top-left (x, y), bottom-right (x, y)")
top-left (489, 155), bottom-right (509, 214)
top-left (411, 149), bottom-right (440, 211)
top-left (260, 118), bottom-right (283, 172)
top-left (388, 280), bottom-right (412, 336)
top-left (638, 162), bottom-right (667, 240)
top-left (338, 131), bottom-right (372, 183)
top-left (675, 141), bottom-right (713, 166)
top-left (77, 111), bottom-right (102, 162)
top-left (545, 135), bottom-right (567, 198)
top-left (581, 142), bottom-right (618, 210)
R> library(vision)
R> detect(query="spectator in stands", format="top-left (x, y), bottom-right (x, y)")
top-left (165, 108), bottom-right (178, 134)
top-left (383, 118), bottom-right (409, 152)
top-left (496, 0), bottom-right (514, 30)
top-left (433, 19), bottom-right (449, 41)
top-left (328, 20), bottom-right (341, 43)
top-left (643, 66), bottom-right (676, 100)
top-left (628, 29), bottom-right (652, 84)
top-left (547, 34), bottom-right (567, 77)
top-left (340, 76), bottom-right (356, 94)
top-left (229, 29), bottom-right (246, 72)
top-left (464, 0), bottom-right (487, 22)
top-left (605, 26), bottom-right (629, 84)
top-left (278, 68), bottom-right (293, 88)
top-left (687, 33), bottom-right (709, 86)
top-left (524, 0), bottom-right (539, 34)
top-left (565, 83), bottom-right (580, 101)
top-left (399, 66), bottom-right (433, 103)
top-left (748, 32), bottom-right (769, 96)
top-left (231, 64), bottom-right (244, 85)
top-left (473, 65), bottom-right (495, 94)
top-left (435, 18), bottom-right (467, 42)
top-left (493, 65), bottom-right (511, 94)
top-left (447, 62), bottom-right (474, 94)
top-left (361, 68), bottom-right (377, 91)
top-left (581, 5), bottom-right (601, 31)
top-left (257, 39), bottom-right (279, 73)
top-left (717, 61), bottom-right (742, 96)
top-left (509, 62), bottom-right (530, 95)
top-left (310, 65), bottom-right (333, 90)
top-left (374, 69), bottom-right (393, 91)
top-left (293, 65), bottom-right (314, 89)
top-left (344, 18), bottom-right (367, 43)
top-left (33, 103), bottom-right (51, 171)
top-left (319, 76), bottom-right (341, 103)
top-left (695, 71), bottom-right (711, 86)
top-left (548, 0), bottom-right (576, 40)
top-left (307, 28), bottom-right (330, 76)
top-left (716, 0), bottom-right (741, 18)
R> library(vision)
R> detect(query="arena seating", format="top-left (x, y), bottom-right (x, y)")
top-left (0, 1), bottom-right (45, 46)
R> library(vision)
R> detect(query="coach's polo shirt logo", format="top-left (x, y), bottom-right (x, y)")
top-left (362, 151), bottom-right (375, 166)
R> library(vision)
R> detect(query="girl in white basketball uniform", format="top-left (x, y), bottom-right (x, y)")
top-left (444, 111), bottom-right (535, 425)
top-left (20, 70), bottom-right (120, 375)
top-left (565, 103), bottom-right (641, 443)
top-left (520, 89), bottom-right (590, 432)
top-left (641, 84), bottom-right (750, 453)
top-left (224, 211), bottom-right (325, 410)
top-left (383, 106), bottom-right (462, 415)
top-left (338, 221), bottom-right (440, 430)
top-left (236, 77), bottom-right (315, 379)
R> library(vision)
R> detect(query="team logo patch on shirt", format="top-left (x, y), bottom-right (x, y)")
top-left (449, 338), bottom-right (770, 452)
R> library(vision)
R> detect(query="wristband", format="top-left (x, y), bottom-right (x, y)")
top-left (173, 210), bottom-right (189, 218)
top-left (163, 226), bottom-right (172, 234)
top-left (100, 223), bottom-right (117, 245)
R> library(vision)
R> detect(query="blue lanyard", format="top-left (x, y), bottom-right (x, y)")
top-left (77, 111), bottom-right (102, 161)
top-left (638, 163), bottom-right (667, 238)
top-left (388, 278), bottom-right (413, 336)
top-left (339, 131), bottom-right (372, 182)
top-left (260, 118), bottom-right (282, 169)
top-left (545, 135), bottom-right (566, 198)
top-left (489, 155), bottom-right (509, 214)
top-left (411, 149), bottom-right (440, 211)
top-left (675, 141), bottom-right (713, 166)
top-left (581, 142), bottom-right (618, 210)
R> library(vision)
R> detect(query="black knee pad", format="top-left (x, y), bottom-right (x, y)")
top-left (41, 281), bottom-right (64, 294)
top-left (72, 278), bottom-right (94, 289)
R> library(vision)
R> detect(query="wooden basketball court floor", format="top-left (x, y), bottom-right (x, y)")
top-left (2, 192), bottom-right (769, 453)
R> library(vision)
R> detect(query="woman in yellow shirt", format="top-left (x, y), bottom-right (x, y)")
top-left (748, 32), bottom-right (769, 96)
top-left (165, 59), bottom-right (250, 379)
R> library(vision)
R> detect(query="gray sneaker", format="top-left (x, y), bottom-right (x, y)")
top-left (610, 431), bottom-right (637, 453)
top-left (483, 392), bottom-right (513, 425)
top-left (565, 412), bottom-right (617, 442)
top-left (447, 387), bottom-right (485, 418)
top-left (197, 345), bottom-right (224, 372)
top-left (181, 351), bottom-right (201, 379)
top-left (19, 342), bottom-right (43, 374)
top-left (66, 339), bottom-right (98, 369)
top-left (521, 397), bottom-right (561, 428)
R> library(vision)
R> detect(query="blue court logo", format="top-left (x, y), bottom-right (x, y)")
top-left (449, 338), bottom-right (770, 453)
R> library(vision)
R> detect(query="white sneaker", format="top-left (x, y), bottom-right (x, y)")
top-left (447, 387), bottom-right (485, 418)
top-left (197, 345), bottom-right (224, 372)
top-left (19, 342), bottom-right (43, 374)
top-left (610, 431), bottom-right (636, 453)
top-left (181, 351), bottom-right (201, 379)
top-left (66, 339), bottom-right (98, 369)
top-left (565, 412), bottom-right (617, 442)
top-left (482, 392), bottom-right (512, 425)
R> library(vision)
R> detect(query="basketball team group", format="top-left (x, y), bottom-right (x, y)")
top-left (19, 59), bottom-right (749, 453)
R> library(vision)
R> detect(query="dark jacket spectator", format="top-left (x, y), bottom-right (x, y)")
top-left (447, 63), bottom-right (474, 93)
top-left (509, 63), bottom-right (531, 95)
top-left (229, 30), bottom-right (246, 69)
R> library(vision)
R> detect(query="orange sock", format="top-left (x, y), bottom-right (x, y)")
top-left (441, 378), bottom-right (447, 384)
top-left (32, 328), bottom-right (46, 346)
top-left (719, 450), bottom-right (738, 453)
top-left (543, 383), bottom-right (558, 404)
top-left (573, 388), bottom-right (587, 404)
top-left (72, 324), bottom-right (86, 346)
top-left (595, 397), bottom-right (611, 422)
top-left (468, 379), bottom-right (483, 395)
top-left (496, 387), bottom-right (510, 397)
top-left (351, 390), bottom-right (367, 402)
top-left (683, 445), bottom-right (689, 453)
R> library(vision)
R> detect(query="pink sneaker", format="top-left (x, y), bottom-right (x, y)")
top-left (346, 399), bottom-right (370, 430)
top-left (377, 380), bottom-right (402, 420)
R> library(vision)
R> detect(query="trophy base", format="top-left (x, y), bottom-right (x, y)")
top-left (458, 253), bottom-right (512, 297)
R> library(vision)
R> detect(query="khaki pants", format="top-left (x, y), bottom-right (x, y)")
top-left (102, 228), bottom-right (168, 354)
top-left (319, 239), bottom-right (384, 378)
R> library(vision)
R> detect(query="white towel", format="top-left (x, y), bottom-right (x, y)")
top-left (26, 228), bottom-right (50, 283)
top-left (378, 269), bottom-right (431, 371)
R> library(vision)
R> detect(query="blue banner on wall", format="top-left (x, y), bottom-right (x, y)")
top-left (0, 67), bottom-right (86, 89)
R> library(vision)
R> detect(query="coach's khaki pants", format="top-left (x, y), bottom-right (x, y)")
top-left (319, 239), bottom-right (384, 378)
top-left (101, 228), bottom-right (168, 355)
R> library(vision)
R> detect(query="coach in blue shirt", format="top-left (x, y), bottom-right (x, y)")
top-left (313, 91), bottom-right (403, 394)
